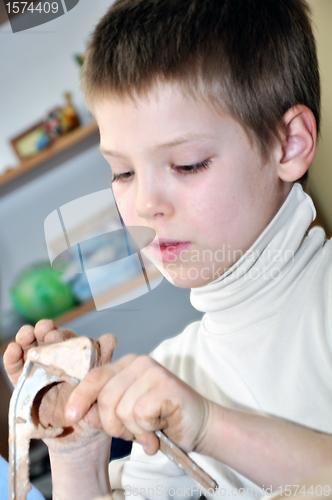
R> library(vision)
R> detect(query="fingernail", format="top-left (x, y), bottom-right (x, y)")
top-left (66, 406), bottom-right (79, 421)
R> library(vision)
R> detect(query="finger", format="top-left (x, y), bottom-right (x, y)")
top-left (135, 380), bottom-right (206, 452)
top-left (83, 403), bottom-right (102, 429)
top-left (34, 319), bottom-right (58, 343)
top-left (15, 325), bottom-right (38, 353)
top-left (34, 319), bottom-right (77, 345)
top-left (3, 342), bottom-right (25, 385)
top-left (65, 354), bottom-right (137, 422)
top-left (113, 385), bottom-right (161, 453)
top-left (98, 334), bottom-right (118, 364)
top-left (97, 357), bottom-right (160, 440)
top-left (134, 378), bottom-right (181, 432)
top-left (44, 328), bottom-right (77, 344)
top-left (104, 367), bottom-right (162, 454)
top-left (114, 364), bottom-right (165, 435)
top-left (127, 387), bottom-right (178, 454)
top-left (137, 429), bottom-right (160, 455)
top-left (83, 402), bottom-right (103, 430)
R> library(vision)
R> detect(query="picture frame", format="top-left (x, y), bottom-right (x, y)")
top-left (10, 121), bottom-right (50, 161)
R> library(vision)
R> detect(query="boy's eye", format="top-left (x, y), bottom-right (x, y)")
top-left (111, 159), bottom-right (211, 183)
top-left (173, 159), bottom-right (211, 175)
top-left (111, 171), bottom-right (134, 183)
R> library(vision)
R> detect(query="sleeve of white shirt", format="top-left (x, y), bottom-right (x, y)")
top-left (0, 455), bottom-right (45, 500)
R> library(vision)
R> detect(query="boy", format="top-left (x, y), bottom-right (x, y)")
top-left (4, 0), bottom-right (332, 499)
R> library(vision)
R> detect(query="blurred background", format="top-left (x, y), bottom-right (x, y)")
top-left (0, 0), bottom-right (330, 498)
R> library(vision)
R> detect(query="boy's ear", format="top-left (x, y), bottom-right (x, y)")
top-left (278, 105), bottom-right (317, 182)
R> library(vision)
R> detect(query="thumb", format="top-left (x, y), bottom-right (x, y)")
top-left (83, 402), bottom-right (103, 431)
top-left (98, 334), bottom-right (118, 364)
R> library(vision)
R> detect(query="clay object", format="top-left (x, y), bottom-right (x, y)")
top-left (8, 336), bottom-right (217, 499)
top-left (8, 337), bottom-right (100, 500)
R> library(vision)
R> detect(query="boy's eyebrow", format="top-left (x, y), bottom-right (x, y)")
top-left (99, 133), bottom-right (213, 158)
top-left (153, 133), bottom-right (213, 152)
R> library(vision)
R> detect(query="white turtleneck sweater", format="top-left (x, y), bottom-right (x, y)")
top-left (110, 183), bottom-right (332, 499)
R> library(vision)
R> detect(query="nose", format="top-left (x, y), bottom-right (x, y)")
top-left (134, 171), bottom-right (172, 220)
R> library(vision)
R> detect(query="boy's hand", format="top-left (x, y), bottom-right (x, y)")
top-left (65, 355), bottom-right (210, 455)
top-left (3, 319), bottom-right (117, 454)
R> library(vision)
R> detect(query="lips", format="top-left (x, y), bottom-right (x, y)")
top-left (157, 239), bottom-right (183, 246)
top-left (147, 238), bottom-right (191, 262)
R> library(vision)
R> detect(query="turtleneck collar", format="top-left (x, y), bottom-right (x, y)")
top-left (190, 183), bottom-right (326, 334)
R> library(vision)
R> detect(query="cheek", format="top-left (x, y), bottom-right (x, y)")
top-left (186, 180), bottom-right (235, 228)
top-left (189, 182), bottom-right (247, 249)
top-left (113, 189), bottom-right (137, 225)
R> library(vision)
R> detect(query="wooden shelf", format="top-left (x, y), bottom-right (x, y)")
top-left (0, 121), bottom-right (99, 188)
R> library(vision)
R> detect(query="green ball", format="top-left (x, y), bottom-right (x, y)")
top-left (10, 264), bottom-right (76, 323)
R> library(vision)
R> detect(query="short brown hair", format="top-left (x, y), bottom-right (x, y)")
top-left (82, 0), bottom-right (320, 182)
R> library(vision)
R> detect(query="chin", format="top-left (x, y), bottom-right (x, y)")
top-left (162, 264), bottom-right (215, 289)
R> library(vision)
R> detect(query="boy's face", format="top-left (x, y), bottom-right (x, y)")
top-left (95, 82), bottom-right (291, 288)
